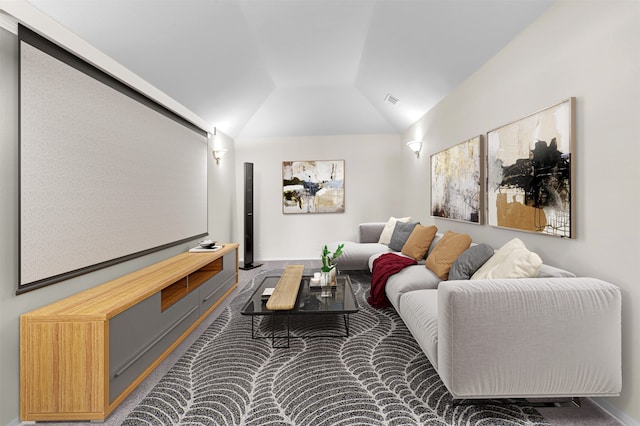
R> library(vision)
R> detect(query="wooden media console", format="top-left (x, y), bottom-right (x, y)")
top-left (20, 243), bottom-right (239, 422)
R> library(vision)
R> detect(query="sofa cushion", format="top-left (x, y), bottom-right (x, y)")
top-left (471, 238), bottom-right (542, 280)
top-left (397, 289), bottom-right (439, 369)
top-left (358, 222), bottom-right (386, 243)
top-left (378, 216), bottom-right (411, 245)
top-left (401, 225), bottom-right (438, 260)
top-left (425, 231), bottom-right (472, 280)
top-left (384, 264), bottom-right (441, 309)
top-left (426, 233), bottom-right (443, 256)
top-left (536, 263), bottom-right (576, 278)
top-left (389, 221), bottom-right (419, 252)
top-left (448, 243), bottom-right (494, 281)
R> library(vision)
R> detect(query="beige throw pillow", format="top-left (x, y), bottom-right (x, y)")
top-left (425, 231), bottom-right (472, 280)
top-left (378, 216), bottom-right (411, 245)
top-left (401, 225), bottom-right (438, 260)
top-left (470, 238), bottom-right (542, 280)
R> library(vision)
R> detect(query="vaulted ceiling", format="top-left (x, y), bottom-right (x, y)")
top-left (27, 0), bottom-right (554, 139)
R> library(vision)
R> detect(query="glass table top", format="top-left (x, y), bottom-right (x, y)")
top-left (240, 271), bottom-right (358, 316)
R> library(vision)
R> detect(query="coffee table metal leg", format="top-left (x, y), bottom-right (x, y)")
top-left (287, 312), bottom-right (291, 348)
top-left (270, 312), bottom-right (291, 349)
top-left (343, 314), bottom-right (350, 337)
top-left (250, 312), bottom-right (353, 346)
top-left (251, 316), bottom-right (255, 339)
top-left (270, 312), bottom-right (275, 347)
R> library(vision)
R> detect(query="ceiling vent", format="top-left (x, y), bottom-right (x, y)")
top-left (384, 93), bottom-right (399, 105)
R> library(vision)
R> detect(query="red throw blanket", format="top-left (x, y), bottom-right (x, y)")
top-left (368, 253), bottom-right (417, 308)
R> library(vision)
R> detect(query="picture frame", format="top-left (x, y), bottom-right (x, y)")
top-left (486, 97), bottom-right (575, 238)
top-left (282, 160), bottom-right (345, 214)
top-left (431, 135), bottom-right (483, 224)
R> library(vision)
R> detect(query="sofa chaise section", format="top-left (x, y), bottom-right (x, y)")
top-left (330, 222), bottom-right (391, 270)
top-left (412, 277), bottom-right (622, 399)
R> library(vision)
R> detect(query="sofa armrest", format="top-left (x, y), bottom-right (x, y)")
top-left (358, 222), bottom-right (386, 243)
top-left (437, 277), bottom-right (621, 399)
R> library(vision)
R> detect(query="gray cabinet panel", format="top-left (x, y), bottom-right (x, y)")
top-left (107, 249), bottom-right (237, 403)
top-left (222, 248), bottom-right (236, 279)
top-left (200, 273), bottom-right (236, 315)
top-left (108, 290), bottom-right (199, 402)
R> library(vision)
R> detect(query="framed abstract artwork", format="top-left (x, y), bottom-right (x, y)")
top-left (282, 160), bottom-right (345, 214)
top-left (487, 97), bottom-right (575, 238)
top-left (431, 135), bottom-right (483, 224)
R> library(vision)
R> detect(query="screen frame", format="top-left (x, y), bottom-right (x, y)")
top-left (17, 25), bottom-right (209, 294)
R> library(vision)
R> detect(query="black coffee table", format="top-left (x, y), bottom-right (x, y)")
top-left (240, 269), bottom-right (359, 348)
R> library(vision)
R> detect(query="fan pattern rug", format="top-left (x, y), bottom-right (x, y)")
top-left (122, 272), bottom-right (548, 425)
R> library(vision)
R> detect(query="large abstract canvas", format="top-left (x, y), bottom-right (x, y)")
top-left (431, 136), bottom-right (483, 224)
top-left (282, 160), bottom-right (345, 214)
top-left (487, 98), bottom-right (575, 238)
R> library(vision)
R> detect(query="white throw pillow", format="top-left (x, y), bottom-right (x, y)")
top-left (378, 216), bottom-right (411, 245)
top-left (470, 238), bottom-right (542, 280)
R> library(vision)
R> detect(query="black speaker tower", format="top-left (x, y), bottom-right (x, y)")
top-left (240, 162), bottom-right (262, 270)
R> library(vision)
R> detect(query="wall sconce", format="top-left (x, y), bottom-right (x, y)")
top-left (406, 140), bottom-right (422, 158)
top-left (212, 148), bottom-right (227, 165)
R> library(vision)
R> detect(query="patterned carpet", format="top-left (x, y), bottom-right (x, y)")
top-left (122, 271), bottom-right (547, 425)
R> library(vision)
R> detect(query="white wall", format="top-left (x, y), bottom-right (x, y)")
top-left (209, 130), bottom-right (238, 244)
top-left (402, 1), bottom-right (640, 423)
top-left (0, 18), bottom-right (237, 426)
top-left (234, 134), bottom-right (404, 261)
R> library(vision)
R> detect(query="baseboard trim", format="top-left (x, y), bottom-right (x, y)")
top-left (240, 257), bottom-right (318, 263)
top-left (591, 397), bottom-right (639, 426)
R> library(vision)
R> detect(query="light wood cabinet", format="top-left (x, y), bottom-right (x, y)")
top-left (20, 244), bottom-right (238, 422)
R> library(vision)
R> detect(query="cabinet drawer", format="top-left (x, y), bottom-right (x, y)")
top-left (200, 273), bottom-right (236, 315)
top-left (108, 290), bottom-right (199, 402)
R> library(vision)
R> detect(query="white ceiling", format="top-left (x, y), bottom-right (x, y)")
top-left (26, 0), bottom-right (554, 139)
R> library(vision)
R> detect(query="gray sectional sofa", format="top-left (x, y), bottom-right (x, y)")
top-left (331, 222), bottom-right (622, 400)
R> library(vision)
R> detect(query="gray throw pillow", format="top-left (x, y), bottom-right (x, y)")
top-left (448, 244), bottom-right (494, 280)
top-left (389, 221), bottom-right (419, 252)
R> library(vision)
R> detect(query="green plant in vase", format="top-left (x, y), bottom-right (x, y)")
top-left (321, 243), bottom-right (344, 290)
top-left (321, 243), bottom-right (344, 272)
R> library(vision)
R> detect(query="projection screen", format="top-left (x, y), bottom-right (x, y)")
top-left (19, 26), bottom-right (208, 292)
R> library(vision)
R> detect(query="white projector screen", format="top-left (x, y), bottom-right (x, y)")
top-left (19, 26), bottom-right (208, 292)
